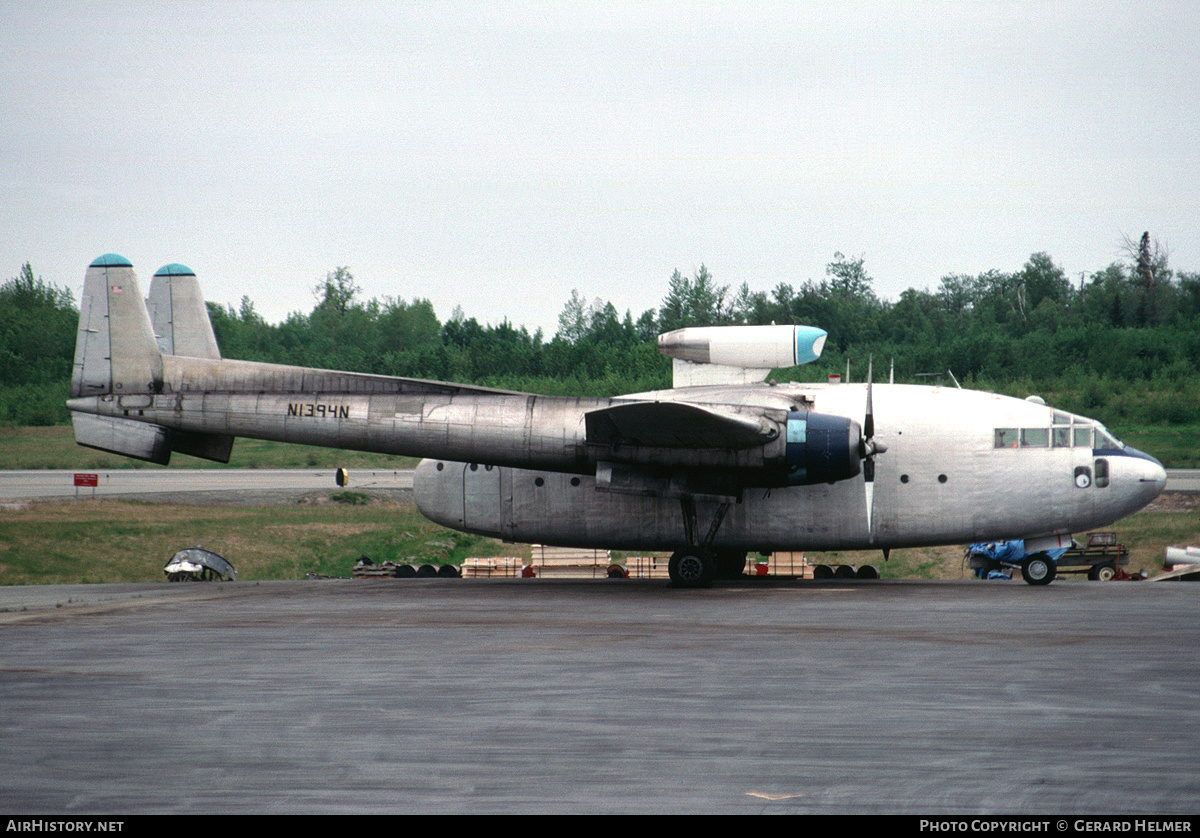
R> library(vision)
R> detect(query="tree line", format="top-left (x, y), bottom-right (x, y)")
top-left (3, 235), bottom-right (1199, 430)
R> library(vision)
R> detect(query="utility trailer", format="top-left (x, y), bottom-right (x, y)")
top-left (1057, 532), bottom-right (1131, 581)
top-left (966, 532), bottom-right (1130, 585)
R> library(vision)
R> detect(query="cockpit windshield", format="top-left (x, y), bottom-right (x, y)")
top-left (996, 411), bottom-right (1126, 451)
top-left (1093, 423), bottom-right (1124, 450)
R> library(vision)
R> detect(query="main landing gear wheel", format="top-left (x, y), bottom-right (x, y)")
top-left (669, 549), bottom-right (716, 588)
top-left (1021, 554), bottom-right (1057, 586)
top-left (714, 549), bottom-right (748, 580)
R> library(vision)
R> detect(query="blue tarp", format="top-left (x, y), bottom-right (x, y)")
top-left (969, 539), bottom-right (1071, 569)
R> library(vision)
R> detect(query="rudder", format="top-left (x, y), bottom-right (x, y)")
top-left (68, 254), bottom-right (233, 465)
top-left (147, 263), bottom-right (222, 359)
top-left (70, 253), bottom-right (163, 398)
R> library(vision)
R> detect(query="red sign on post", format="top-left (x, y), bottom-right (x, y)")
top-left (74, 473), bottom-right (99, 488)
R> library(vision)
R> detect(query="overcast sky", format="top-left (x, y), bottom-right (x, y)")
top-left (3, 1), bottom-right (1197, 337)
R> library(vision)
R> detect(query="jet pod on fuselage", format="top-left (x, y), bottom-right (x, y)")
top-left (657, 325), bottom-right (827, 369)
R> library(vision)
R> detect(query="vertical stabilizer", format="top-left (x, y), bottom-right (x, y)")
top-left (71, 254), bottom-right (163, 398)
top-left (69, 255), bottom-right (233, 465)
top-left (148, 263), bottom-right (222, 359)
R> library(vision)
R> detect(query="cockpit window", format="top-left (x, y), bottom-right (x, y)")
top-left (995, 412), bottom-right (1124, 451)
top-left (1021, 428), bottom-right (1049, 447)
top-left (1094, 425), bottom-right (1124, 450)
top-left (995, 414), bottom-right (1114, 450)
top-left (995, 428), bottom-right (1019, 448)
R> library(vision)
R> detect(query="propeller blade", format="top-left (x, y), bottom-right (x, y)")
top-left (863, 355), bottom-right (878, 543)
top-left (864, 356), bottom-right (875, 440)
top-left (865, 476), bottom-right (875, 538)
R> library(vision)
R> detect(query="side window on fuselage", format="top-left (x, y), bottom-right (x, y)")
top-left (1095, 458), bottom-right (1109, 488)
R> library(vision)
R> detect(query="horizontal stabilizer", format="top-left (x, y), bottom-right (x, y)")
top-left (585, 401), bottom-right (776, 450)
top-left (169, 428), bottom-right (235, 463)
top-left (71, 412), bottom-right (234, 465)
top-left (72, 412), bottom-right (172, 465)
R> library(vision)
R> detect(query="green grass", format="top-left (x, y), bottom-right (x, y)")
top-left (799, 545), bottom-right (965, 580)
top-left (0, 498), bottom-right (524, 585)
top-left (1114, 424), bottom-right (1200, 469)
top-left (1, 494), bottom-right (1194, 586)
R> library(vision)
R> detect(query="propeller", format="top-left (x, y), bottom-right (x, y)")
top-left (860, 357), bottom-right (888, 542)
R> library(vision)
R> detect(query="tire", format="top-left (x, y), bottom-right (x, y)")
top-left (1088, 562), bottom-right (1117, 582)
top-left (668, 549), bottom-right (716, 588)
top-left (1021, 554), bottom-right (1057, 586)
top-left (714, 550), bottom-right (748, 579)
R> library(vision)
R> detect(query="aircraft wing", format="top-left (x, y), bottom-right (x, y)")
top-left (585, 400), bottom-right (780, 450)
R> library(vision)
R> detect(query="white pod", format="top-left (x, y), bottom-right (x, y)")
top-left (657, 325), bottom-right (827, 369)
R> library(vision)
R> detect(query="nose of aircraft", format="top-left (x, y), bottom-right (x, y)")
top-left (1128, 446), bottom-right (1168, 501)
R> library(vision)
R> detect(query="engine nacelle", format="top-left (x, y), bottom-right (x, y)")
top-left (657, 325), bottom-right (827, 369)
top-left (785, 411), bottom-right (862, 485)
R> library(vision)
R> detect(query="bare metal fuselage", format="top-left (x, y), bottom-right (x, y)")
top-left (410, 382), bottom-right (1166, 552)
top-left (66, 255), bottom-right (1166, 562)
top-left (68, 365), bottom-right (1164, 554)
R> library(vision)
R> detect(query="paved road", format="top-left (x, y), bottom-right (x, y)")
top-left (1166, 468), bottom-right (1200, 492)
top-left (0, 468), bottom-right (414, 501)
top-left (1, 577), bottom-right (1199, 815)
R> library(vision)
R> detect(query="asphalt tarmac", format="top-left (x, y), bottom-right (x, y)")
top-left (2, 576), bottom-right (1198, 815)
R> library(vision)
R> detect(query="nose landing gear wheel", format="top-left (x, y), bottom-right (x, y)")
top-left (669, 549), bottom-right (716, 588)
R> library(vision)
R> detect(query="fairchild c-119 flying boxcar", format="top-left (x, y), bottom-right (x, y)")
top-left (68, 255), bottom-right (1166, 586)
